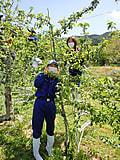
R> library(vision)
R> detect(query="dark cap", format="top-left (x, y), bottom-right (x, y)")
top-left (47, 60), bottom-right (58, 67)
top-left (31, 29), bottom-right (36, 34)
top-left (0, 15), bottom-right (3, 20)
top-left (27, 28), bottom-right (36, 34)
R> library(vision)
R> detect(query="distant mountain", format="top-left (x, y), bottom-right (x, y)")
top-left (87, 31), bottom-right (111, 45)
top-left (75, 31), bottom-right (111, 45)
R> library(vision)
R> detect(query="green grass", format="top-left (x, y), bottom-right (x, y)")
top-left (1, 103), bottom-right (119, 160)
top-left (0, 66), bottom-right (120, 160)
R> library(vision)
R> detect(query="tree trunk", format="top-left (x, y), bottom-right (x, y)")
top-left (61, 103), bottom-right (69, 155)
top-left (5, 55), bottom-right (14, 120)
top-left (60, 93), bottom-right (69, 155)
top-left (0, 55), bottom-right (14, 122)
top-left (5, 85), bottom-right (13, 120)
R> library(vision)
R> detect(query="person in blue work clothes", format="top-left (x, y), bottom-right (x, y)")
top-left (32, 60), bottom-right (60, 160)
top-left (28, 29), bottom-right (38, 51)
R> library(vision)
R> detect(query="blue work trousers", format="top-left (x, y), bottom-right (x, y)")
top-left (32, 98), bottom-right (56, 138)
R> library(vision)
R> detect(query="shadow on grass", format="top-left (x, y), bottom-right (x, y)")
top-left (0, 121), bottom-right (33, 160)
top-left (0, 120), bottom-right (93, 160)
top-left (40, 132), bottom-right (91, 160)
top-left (0, 120), bottom-right (65, 160)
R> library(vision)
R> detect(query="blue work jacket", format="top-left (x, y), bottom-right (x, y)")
top-left (34, 73), bottom-right (60, 99)
top-left (28, 36), bottom-right (38, 41)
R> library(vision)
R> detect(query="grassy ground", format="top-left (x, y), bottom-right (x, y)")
top-left (88, 66), bottom-right (120, 80)
top-left (0, 66), bottom-right (120, 160)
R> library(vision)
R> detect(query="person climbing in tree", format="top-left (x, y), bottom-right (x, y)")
top-left (28, 29), bottom-right (38, 50)
top-left (66, 36), bottom-right (86, 100)
top-left (28, 29), bottom-right (43, 68)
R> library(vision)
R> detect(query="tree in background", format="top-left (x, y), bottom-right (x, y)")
top-left (104, 37), bottom-right (120, 65)
top-left (89, 21), bottom-right (120, 66)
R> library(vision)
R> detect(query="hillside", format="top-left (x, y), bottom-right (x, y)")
top-left (75, 31), bottom-right (111, 45)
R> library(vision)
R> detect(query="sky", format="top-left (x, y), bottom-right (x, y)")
top-left (18, 0), bottom-right (120, 37)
